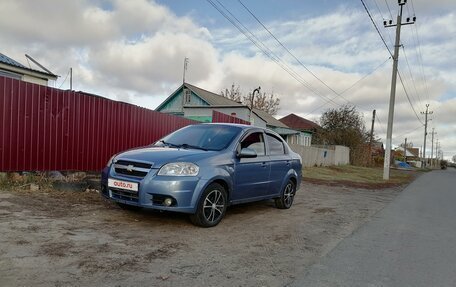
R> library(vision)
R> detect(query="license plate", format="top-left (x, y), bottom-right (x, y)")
top-left (108, 178), bottom-right (138, 192)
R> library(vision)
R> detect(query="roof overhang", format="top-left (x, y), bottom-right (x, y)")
top-left (0, 62), bottom-right (57, 80)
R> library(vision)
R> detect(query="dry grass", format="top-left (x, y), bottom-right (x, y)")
top-left (303, 165), bottom-right (416, 188)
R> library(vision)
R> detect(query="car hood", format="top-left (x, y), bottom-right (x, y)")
top-left (113, 146), bottom-right (217, 168)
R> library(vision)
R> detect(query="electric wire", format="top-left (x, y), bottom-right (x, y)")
top-left (361, 0), bottom-right (424, 128)
top-left (206, 0), bottom-right (341, 107)
top-left (303, 57), bottom-right (391, 117)
top-left (392, 123), bottom-right (423, 142)
top-left (58, 69), bottom-right (70, 89)
top-left (360, 0), bottom-right (393, 57)
top-left (401, 45), bottom-right (423, 105)
top-left (384, 0), bottom-right (394, 19)
top-left (238, 0), bottom-right (353, 105)
top-left (409, 0), bottom-right (432, 104)
top-left (238, 0), bottom-right (388, 134)
top-left (397, 70), bottom-right (424, 125)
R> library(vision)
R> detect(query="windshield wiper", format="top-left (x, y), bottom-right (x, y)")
top-left (158, 140), bottom-right (180, 148)
top-left (179, 143), bottom-right (208, 151)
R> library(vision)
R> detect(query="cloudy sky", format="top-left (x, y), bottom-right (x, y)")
top-left (1, 0), bottom-right (455, 160)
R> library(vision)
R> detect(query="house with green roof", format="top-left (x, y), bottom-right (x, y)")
top-left (156, 83), bottom-right (311, 146)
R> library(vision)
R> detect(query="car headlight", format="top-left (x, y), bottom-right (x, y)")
top-left (106, 155), bottom-right (116, 167)
top-left (158, 162), bottom-right (199, 176)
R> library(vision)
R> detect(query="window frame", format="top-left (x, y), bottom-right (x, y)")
top-left (236, 130), bottom-right (267, 157)
top-left (265, 132), bottom-right (287, 156)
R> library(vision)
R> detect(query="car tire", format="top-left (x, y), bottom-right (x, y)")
top-left (117, 202), bottom-right (142, 211)
top-left (190, 183), bottom-right (227, 228)
top-left (275, 180), bottom-right (296, 209)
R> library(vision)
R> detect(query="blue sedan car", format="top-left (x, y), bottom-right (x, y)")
top-left (101, 123), bottom-right (302, 227)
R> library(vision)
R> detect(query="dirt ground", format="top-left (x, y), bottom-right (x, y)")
top-left (0, 178), bottom-right (411, 287)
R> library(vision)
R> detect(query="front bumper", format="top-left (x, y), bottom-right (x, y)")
top-left (101, 166), bottom-right (207, 214)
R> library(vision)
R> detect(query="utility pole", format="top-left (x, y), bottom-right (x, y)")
top-left (70, 67), bottom-right (73, 90)
top-left (421, 104), bottom-right (433, 167)
top-left (435, 139), bottom-right (440, 160)
top-left (368, 109), bottom-right (376, 165)
top-left (404, 138), bottom-right (407, 162)
top-left (383, 0), bottom-right (415, 180)
top-left (430, 128), bottom-right (436, 167)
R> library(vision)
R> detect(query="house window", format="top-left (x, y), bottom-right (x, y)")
top-left (183, 89), bottom-right (191, 104)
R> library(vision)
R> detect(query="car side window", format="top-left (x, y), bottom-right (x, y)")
top-left (240, 132), bottom-right (266, 156)
top-left (267, 133), bottom-right (285, 155)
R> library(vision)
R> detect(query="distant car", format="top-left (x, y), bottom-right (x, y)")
top-left (441, 160), bottom-right (448, 170)
top-left (101, 123), bottom-right (302, 227)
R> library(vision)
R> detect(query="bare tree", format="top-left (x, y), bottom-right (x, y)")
top-left (220, 83), bottom-right (242, 102)
top-left (313, 105), bottom-right (370, 165)
top-left (221, 84), bottom-right (280, 115)
top-left (245, 91), bottom-right (280, 115)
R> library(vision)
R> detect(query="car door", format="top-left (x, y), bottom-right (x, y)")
top-left (266, 133), bottom-right (291, 196)
top-left (233, 131), bottom-right (271, 201)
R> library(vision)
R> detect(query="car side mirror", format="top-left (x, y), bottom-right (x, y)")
top-left (238, 147), bottom-right (257, 158)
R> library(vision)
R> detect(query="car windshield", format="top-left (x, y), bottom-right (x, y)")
top-left (156, 125), bottom-right (242, 151)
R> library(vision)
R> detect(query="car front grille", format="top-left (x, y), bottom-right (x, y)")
top-left (113, 160), bottom-right (152, 178)
top-left (110, 188), bottom-right (139, 202)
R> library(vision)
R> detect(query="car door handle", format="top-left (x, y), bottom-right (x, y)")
top-left (286, 161), bottom-right (291, 166)
top-left (261, 162), bottom-right (267, 168)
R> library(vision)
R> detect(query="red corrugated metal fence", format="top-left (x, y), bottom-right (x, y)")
top-left (0, 76), bottom-right (197, 171)
top-left (211, 110), bottom-right (251, 125)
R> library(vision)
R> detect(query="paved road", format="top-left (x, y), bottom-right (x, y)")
top-left (291, 169), bottom-right (456, 287)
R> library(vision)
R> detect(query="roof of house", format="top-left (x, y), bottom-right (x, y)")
top-left (159, 83), bottom-right (289, 129)
top-left (279, 113), bottom-right (320, 131)
top-left (252, 107), bottom-right (288, 128)
top-left (394, 147), bottom-right (419, 157)
top-left (408, 147), bottom-right (419, 157)
top-left (0, 53), bottom-right (28, 69)
top-left (185, 83), bottom-right (244, 107)
top-left (0, 53), bottom-right (57, 79)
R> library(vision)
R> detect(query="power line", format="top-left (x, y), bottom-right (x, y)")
top-left (397, 69), bottom-right (424, 125)
top-left (360, 0), bottom-right (393, 56)
top-left (58, 69), bottom-right (70, 89)
top-left (206, 0), bottom-right (341, 107)
top-left (238, 0), bottom-right (389, 135)
top-left (361, 0), bottom-right (423, 128)
top-left (409, 0), bottom-right (432, 104)
top-left (384, 0), bottom-right (394, 19)
top-left (303, 57), bottom-right (391, 117)
top-left (392, 123), bottom-right (423, 142)
top-left (238, 0), bottom-right (353, 105)
top-left (401, 45), bottom-right (423, 105)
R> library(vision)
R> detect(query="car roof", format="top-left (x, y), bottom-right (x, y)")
top-left (199, 123), bottom-right (281, 137)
